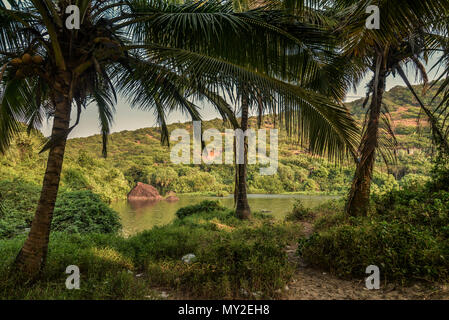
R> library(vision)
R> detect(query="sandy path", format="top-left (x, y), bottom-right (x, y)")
top-left (283, 222), bottom-right (449, 300)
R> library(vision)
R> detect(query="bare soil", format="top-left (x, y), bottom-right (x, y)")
top-left (283, 221), bottom-right (449, 300)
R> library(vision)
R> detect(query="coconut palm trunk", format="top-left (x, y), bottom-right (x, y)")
top-left (14, 73), bottom-right (72, 276)
top-left (346, 56), bottom-right (387, 217)
top-left (235, 93), bottom-right (251, 219)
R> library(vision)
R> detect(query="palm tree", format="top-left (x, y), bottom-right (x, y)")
top-left (231, 0), bottom-right (362, 218)
top-left (328, 0), bottom-right (449, 217)
top-left (0, 0), bottom-right (359, 278)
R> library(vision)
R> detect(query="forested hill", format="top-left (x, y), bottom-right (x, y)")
top-left (347, 80), bottom-right (442, 150)
top-left (0, 82), bottom-right (439, 201)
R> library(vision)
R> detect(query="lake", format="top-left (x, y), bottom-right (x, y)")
top-left (111, 194), bottom-right (339, 236)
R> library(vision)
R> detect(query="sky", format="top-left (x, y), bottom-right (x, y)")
top-left (39, 56), bottom-right (444, 139)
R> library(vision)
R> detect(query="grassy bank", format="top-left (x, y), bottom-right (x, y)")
top-left (0, 201), bottom-right (302, 299)
top-left (297, 183), bottom-right (449, 284)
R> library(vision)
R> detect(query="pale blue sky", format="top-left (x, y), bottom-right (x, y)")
top-left (39, 56), bottom-right (444, 138)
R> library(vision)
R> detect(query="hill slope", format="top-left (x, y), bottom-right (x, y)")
top-left (0, 82), bottom-right (439, 201)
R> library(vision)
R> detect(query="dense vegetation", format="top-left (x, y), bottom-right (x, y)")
top-left (0, 180), bottom-right (121, 238)
top-left (1, 0), bottom-right (448, 299)
top-left (0, 80), bottom-right (444, 297)
top-left (297, 163), bottom-right (449, 283)
top-left (0, 82), bottom-right (436, 203)
top-left (0, 201), bottom-right (301, 299)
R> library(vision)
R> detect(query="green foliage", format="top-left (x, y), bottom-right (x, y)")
top-left (52, 191), bottom-right (121, 234)
top-left (1, 96), bottom-right (436, 201)
top-left (285, 199), bottom-right (312, 221)
top-left (299, 185), bottom-right (449, 282)
top-left (0, 179), bottom-right (40, 238)
top-left (0, 205), bottom-right (301, 299)
top-left (175, 200), bottom-right (224, 219)
top-left (299, 220), bottom-right (448, 282)
top-left (0, 181), bottom-right (121, 238)
top-left (149, 166), bottom-right (178, 194)
top-left (62, 168), bottom-right (90, 190)
top-left (250, 175), bottom-right (284, 194)
top-left (124, 165), bottom-right (149, 185)
top-left (429, 152), bottom-right (449, 192)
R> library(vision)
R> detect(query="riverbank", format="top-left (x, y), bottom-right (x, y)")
top-left (2, 198), bottom-right (448, 300)
top-left (283, 222), bottom-right (449, 300)
top-left (112, 194), bottom-right (339, 236)
top-left (0, 201), bottom-right (302, 299)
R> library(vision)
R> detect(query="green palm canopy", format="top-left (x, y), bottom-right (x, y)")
top-left (0, 0), bottom-right (359, 159)
top-left (0, 0), bottom-right (359, 277)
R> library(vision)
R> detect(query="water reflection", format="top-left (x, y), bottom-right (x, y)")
top-left (128, 199), bottom-right (160, 211)
top-left (111, 194), bottom-right (339, 237)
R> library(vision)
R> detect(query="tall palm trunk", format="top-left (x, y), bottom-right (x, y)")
top-left (235, 93), bottom-right (251, 219)
top-left (346, 56), bottom-right (387, 217)
top-left (14, 72), bottom-right (72, 277)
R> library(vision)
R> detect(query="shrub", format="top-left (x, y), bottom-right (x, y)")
top-left (143, 222), bottom-right (296, 299)
top-left (175, 200), bottom-right (224, 219)
top-left (0, 206), bottom-right (301, 299)
top-left (299, 220), bottom-right (449, 282)
top-left (299, 187), bottom-right (449, 282)
top-left (0, 183), bottom-right (122, 239)
top-left (0, 180), bottom-right (40, 238)
top-left (62, 168), bottom-right (90, 190)
top-left (52, 190), bottom-right (121, 234)
top-left (285, 199), bottom-right (312, 221)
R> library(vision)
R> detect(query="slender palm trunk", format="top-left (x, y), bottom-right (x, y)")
top-left (235, 93), bottom-right (251, 219)
top-left (346, 60), bottom-right (387, 217)
top-left (14, 72), bottom-right (71, 277)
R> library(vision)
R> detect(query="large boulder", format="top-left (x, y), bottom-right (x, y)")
top-left (127, 182), bottom-right (163, 201)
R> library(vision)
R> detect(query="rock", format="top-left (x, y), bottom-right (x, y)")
top-left (252, 291), bottom-right (263, 298)
top-left (165, 191), bottom-right (179, 202)
top-left (182, 253), bottom-right (197, 264)
top-left (127, 182), bottom-right (163, 201)
top-left (160, 291), bottom-right (169, 299)
top-left (284, 285), bottom-right (289, 291)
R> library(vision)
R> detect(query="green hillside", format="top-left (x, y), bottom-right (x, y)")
top-left (347, 80), bottom-right (440, 150)
top-left (0, 82), bottom-right (438, 202)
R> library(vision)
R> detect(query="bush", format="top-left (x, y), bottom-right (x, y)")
top-left (0, 180), bottom-right (40, 238)
top-left (299, 186), bottom-right (449, 282)
top-left (299, 220), bottom-right (448, 282)
top-left (175, 200), bottom-right (224, 219)
top-left (0, 182), bottom-right (121, 238)
top-left (52, 190), bottom-right (121, 234)
top-left (62, 168), bottom-right (90, 190)
top-left (285, 199), bottom-right (312, 221)
top-left (0, 205), bottom-right (301, 299)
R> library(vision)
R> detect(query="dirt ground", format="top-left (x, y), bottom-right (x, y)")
top-left (282, 221), bottom-right (449, 300)
top-left (154, 220), bottom-right (449, 300)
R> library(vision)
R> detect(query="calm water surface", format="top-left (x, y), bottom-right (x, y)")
top-left (111, 194), bottom-right (338, 236)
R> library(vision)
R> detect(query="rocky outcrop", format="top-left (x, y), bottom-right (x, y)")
top-left (127, 182), bottom-right (163, 201)
top-left (164, 191), bottom-right (179, 202)
top-left (127, 183), bottom-right (180, 202)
